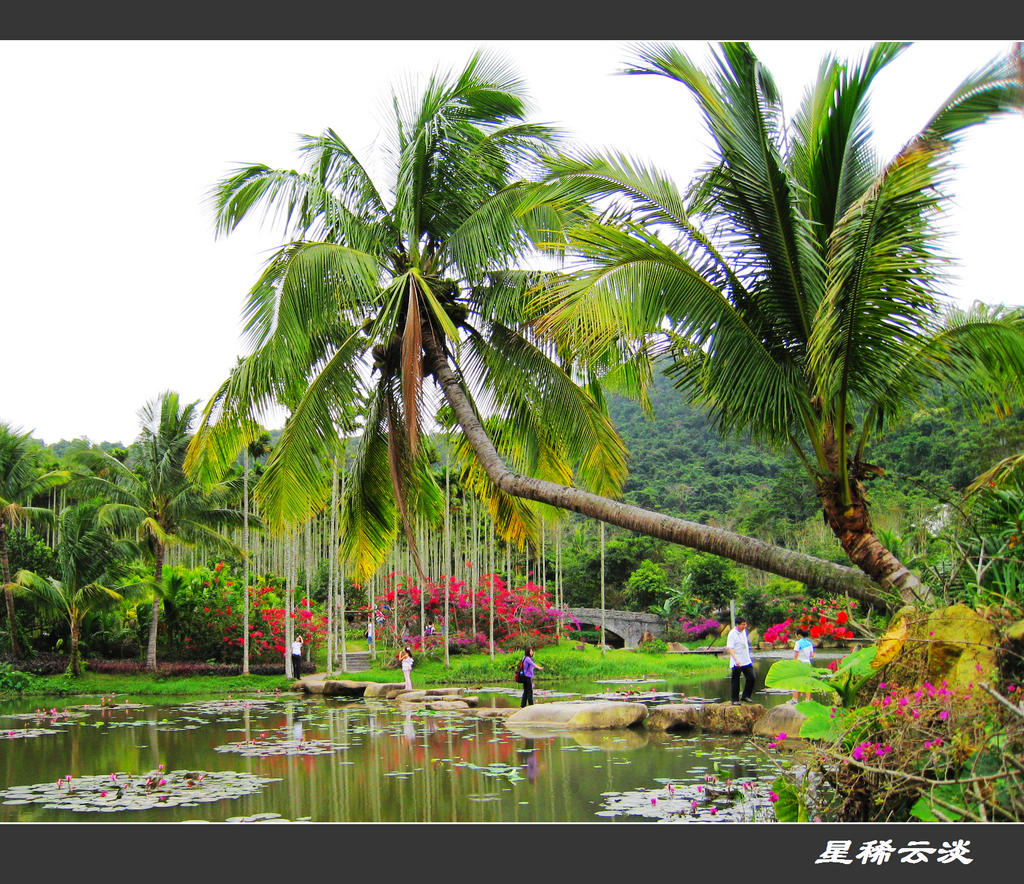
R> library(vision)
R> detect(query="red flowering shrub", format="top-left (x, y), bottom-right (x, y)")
top-left (762, 596), bottom-right (857, 646)
top-left (162, 564), bottom-right (327, 663)
top-left (364, 571), bottom-right (575, 654)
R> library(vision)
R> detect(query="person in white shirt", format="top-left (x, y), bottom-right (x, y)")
top-left (791, 628), bottom-right (815, 703)
top-left (726, 618), bottom-right (756, 705)
top-left (291, 635), bottom-right (303, 677)
top-left (399, 646), bottom-right (414, 690)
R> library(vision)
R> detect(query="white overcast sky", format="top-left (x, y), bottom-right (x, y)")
top-left (2, 40), bottom-right (1022, 446)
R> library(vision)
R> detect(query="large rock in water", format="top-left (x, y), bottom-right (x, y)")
top-left (475, 707), bottom-right (519, 719)
top-left (645, 702), bottom-right (765, 734)
top-left (645, 703), bottom-right (703, 731)
top-left (362, 682), bottom-right (407, 698)
top-left (752, 703), bottom-right (807, 738)
top-left (322, 680), bottom-right (369, 698)
top-left (876, 604), bottom-right (1000, 698)
top-left (505, 701), bottom-right (647, 729)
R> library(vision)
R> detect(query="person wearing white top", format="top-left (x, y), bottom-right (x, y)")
top-left (291, 635), bottom-right (303, 677)
top-left (791, 628), bottom-right (815, 703)
top-left (399, 646), bottom-right (414, 690)
top-left (726, 618), bottom-right (756, 705)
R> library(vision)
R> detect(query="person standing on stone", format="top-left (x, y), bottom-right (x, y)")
top-left (519, 647), bottom-right (543, 708)
top-left (399, 646), bottom-right (414, 690)
top-left (726, 618), bottom-right (756, 705)
top-left (291, 634), bottom-right (304, 677)
top-left (791, 628), bottom-right (815, 703)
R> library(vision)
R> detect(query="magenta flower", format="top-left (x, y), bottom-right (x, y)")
top-left (769, 792), bottom-right (779, 803)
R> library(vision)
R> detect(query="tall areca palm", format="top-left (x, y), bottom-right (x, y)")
top-left (186, 52), bottom-right (629, 582)
top-left (13, 503), bottom-right (133, 676)
top-left (73, 392), bottom-right (244, 669)
top-left (188, 50), bottom-right (896, 606)
top-left (0, 423), bottom-right (69, 655)
top-left (531, 42), bottom-right (1024, 605)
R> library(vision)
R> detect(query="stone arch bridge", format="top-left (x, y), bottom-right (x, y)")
top-left (564, 607), bottom-right (666, 649)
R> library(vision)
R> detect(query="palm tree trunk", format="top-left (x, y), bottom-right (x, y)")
top-left (422, 328), bottom-right (887, 609)
top-left (600, 522), bottom-right (606, 656)
top-left (443, 453), bottom-right (451, 669)
top-left (146, 544), bottom-right (164, 671)
top-left (0, 524), bottom-right (23, 656)
top-left (69, 618), bottom-right (82, 677)
top-left (242, 449), bottom-right (250, 676)
top-left (819, 479), bottom-right (925, 606)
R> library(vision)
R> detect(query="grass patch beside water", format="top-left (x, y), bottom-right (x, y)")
top-left (3, 643), bottom-right (725, 699)
top-left (341, 642), bottom-right (725, 686)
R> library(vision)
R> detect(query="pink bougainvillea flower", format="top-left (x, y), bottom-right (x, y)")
top-left (769, 792), bottom-right (779, 803)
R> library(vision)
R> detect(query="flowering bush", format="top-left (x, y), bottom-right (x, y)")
top-left (161, 563), bottom-right (327, 664)
top-left (767, 667), bottom-right (1024, 822)
top-left (676, 617), bottom-right (721, 640)
top-left (761, 598), bottom-right (856, 646)
top-left (363, 571), bottom-right (576, 655)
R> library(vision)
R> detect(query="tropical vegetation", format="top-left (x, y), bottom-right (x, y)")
top-left (0, 42), bottom-right (1023, 825)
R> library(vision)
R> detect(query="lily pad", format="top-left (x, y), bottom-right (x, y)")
top-left (214, 737), bottom-right (343, 758)
top-left (2, 728), bottom-right (60, 740)
top-left (0, 769), bottom-right (281, 813)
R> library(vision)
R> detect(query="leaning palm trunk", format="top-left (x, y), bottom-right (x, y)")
top-left (422, 327), bottom-right (887, 608)
top-left (146, 544), bottom-right (165, 671)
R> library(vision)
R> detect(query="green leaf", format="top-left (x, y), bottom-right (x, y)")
top-left (771, 775), bottom-right (809, 822)
top-left (833, 644), bottom-right (877, 676)
top-left (794, 700), bottom-right (846, 741)
top-left (764, 659), bottom-right (838, 697)
top-left (909, 796), bottom-right (939, 821)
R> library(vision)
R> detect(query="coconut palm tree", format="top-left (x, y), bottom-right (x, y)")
top-left (0, 423), bottom-right (70, 655)
top-left (71, 392), bottom-right (245, 669)
top-left (530, 41), bottom-right (1024, 605)
top-left (186, 51), bottom-right (628, 578)
top-left (13, 503), bottom-right (135, 676)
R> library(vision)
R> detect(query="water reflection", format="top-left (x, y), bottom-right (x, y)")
top-left (0, 666), bottom-right (800, 823)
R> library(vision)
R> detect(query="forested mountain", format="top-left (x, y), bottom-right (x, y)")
top-left (606, 367), bottom-right (1024, 533)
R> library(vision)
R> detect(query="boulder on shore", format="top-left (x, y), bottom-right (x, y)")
top-left (505, 700), bottom-right (647, 730)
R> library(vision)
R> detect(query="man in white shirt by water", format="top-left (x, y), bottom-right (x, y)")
top-left (726, 618), bottom-right (756, 705)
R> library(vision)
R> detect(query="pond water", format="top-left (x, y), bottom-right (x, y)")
top-left (0, 658), bottom-right (811, 823)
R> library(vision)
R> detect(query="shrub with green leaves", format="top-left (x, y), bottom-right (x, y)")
top-left (0, 662), bottom-right (32, 693)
